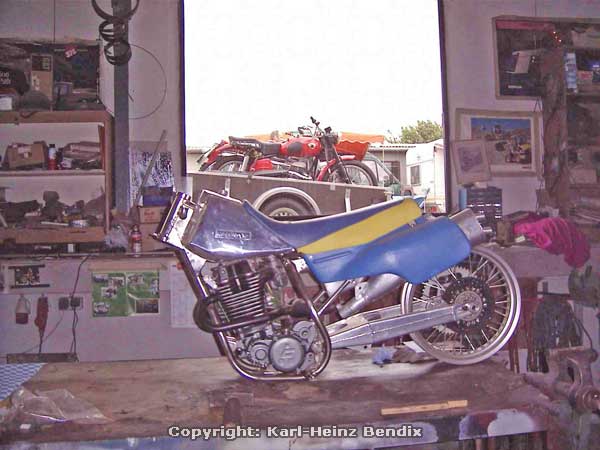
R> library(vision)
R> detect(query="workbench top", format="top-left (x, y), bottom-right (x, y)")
top-left (1, 349), bottom-right (554, 449)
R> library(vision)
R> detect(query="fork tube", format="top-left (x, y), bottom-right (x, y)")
top-left (241, 154), bottom-right (251, 171)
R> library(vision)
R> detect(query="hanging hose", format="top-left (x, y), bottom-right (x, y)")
top-left (91, 0), bottom-right (140, 65)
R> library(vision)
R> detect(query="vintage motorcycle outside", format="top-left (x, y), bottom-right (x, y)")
top-left (200, 117), bottom-right (377, 186)
top-left (156, 142), bottom-right (521, 382)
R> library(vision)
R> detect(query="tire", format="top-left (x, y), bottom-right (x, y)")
top-left (260, 196), bottom-right (313, 218)
top-left (400, 246), bottom-right (521, 365)
top-left (322, 161), bottom-right (377, 186)
top-left (211, 155), bottom-right (245, 172)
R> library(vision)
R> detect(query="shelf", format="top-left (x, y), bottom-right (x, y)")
top-left (0, 110), bottom-right (112, 125)
top-left (0, 169), bottom-right (105, 177)
top-left (567, 92), bottom-right (600, 102)
top-left (0, 226), bottom-right (105, 244)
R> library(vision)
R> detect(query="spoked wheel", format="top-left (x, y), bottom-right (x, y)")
top-left (400, 246), bottom-right (521, 365)
top-left (211, 155), bottom-right (245, 172)
top-left (323, 161), bottom-right (377, 186)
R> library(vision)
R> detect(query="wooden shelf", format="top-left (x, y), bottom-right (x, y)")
top-left (567, 92), bottom-right (600, 102)
top-left (0, 169), bottom-right (105, 177)
top-left (0, 108), bottom-right (113, 244)
top-left (0, 226), bottom-right (105, 244)
top-left (0, 110), bottom-right (112, 125)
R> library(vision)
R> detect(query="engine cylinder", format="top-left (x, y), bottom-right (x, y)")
top-left (212, 261), bottom-right (271, 323)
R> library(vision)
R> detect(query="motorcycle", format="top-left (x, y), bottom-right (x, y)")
top-left (200, 117), bottom-right (377, 186)
top-left (156, 155), bottom-right (520, 383)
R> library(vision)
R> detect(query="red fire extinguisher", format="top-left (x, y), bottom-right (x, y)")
top-left (15, 294), bottom-right (31, 324)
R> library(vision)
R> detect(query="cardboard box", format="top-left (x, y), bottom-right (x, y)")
top-left (31, 54), bottom-right (53, 102)
top-left (140, 223), bottom-right (168, 251)
top-left (5, 142), bottom-right (46, 169)
top-left (138, 206), bottom-right (167, 224)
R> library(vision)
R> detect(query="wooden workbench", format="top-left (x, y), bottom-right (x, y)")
top-left (1, 349), bottom-right (557, 449)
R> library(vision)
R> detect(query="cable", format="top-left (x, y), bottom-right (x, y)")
top-left (14, 311), bottom-right (66, 356)
top-left (573, 314), bottom-right (595, 353)
top-left (9, 255), bottom-right (89, 359)
top-left (103, 43), bottom-right (168, 121)
top-left (67, 255), bottom-right (89, 356)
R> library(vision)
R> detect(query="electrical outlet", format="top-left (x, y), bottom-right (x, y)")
top-left (58, 296), bottom-right (83, 310)
top-left (70, 296), bottom-right (83, 310)
top-left (58, 297), bottom-right (70, 310)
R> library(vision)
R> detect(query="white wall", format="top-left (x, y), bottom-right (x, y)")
top-left (0, 257), bottom-right (219, 362)
top-left (442, 0), bottom-right (600, 214)
top-left (0, 0), bottom-right (212, 363)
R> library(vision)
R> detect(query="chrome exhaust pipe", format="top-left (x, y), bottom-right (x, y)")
top-left (337, 274), bottom-right (403, 318)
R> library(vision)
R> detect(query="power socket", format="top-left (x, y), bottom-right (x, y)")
top-left (70, 296), bottom-right (83, 309)
top-left (58, 296), bottom-right (83, 310)
top-left (58, 297), bottom-right (70, 310)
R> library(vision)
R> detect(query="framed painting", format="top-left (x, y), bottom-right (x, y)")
top-left (455, 108), bottom-right (541, 177)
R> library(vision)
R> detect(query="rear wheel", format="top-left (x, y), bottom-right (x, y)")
top-left (323, 161), bottom-right (377, 186)
top-left (211, 155), bottom-right (245, 172)
top-left (400, 246), bottom-right (521, 365)
top-left (260, 196), bottom-right (313, 218)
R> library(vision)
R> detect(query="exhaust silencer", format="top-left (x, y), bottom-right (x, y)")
top-left (450, 209), bottom-right (487, 247)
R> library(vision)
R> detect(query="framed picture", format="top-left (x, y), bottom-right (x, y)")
top-left (455, 108), bottom-right (541, 177)
top-left (451, 140), bottom-right (491, 185)
top-left (9, 264), bottom-right (50, 289)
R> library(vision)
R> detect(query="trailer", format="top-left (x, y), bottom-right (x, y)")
top-left (189, 171), bottom-right (390, 217)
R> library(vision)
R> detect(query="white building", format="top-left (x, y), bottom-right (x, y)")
top-left (405, 139), bottom-right (446, 212)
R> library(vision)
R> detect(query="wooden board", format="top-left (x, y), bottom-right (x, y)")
top-left (0, 226), bottom-right (105, 244)
top-left (0, 349), bottom-right (553, 446)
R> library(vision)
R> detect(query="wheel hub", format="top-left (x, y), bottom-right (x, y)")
top-left (443, 277), bottom-right (495, 332)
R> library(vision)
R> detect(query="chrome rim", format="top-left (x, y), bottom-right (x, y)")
top-left (330, 166), bottom-right (373, 185)
top-left (269, 207), bottom-right (300, 217)
top-left (217, 161), bottom-right (242, 172)
top-left (400, 246), bottom-right (521, 365)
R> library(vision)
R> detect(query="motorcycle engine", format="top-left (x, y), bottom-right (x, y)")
top-left (207, 257), bottom-right (324, 375)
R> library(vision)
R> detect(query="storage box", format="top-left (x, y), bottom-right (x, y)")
top-left (31, 54), bottom-right (53, 103)
top-left (140, 223), bottom-right (168, 251)
top-left (138, 206), bottom-right (167, 224)
top-left (5, 142), bottom-right (46, 169)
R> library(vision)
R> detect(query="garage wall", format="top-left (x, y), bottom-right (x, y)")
top-left (0, 0), bottom-right (185, 186)
top-left (0, 1), bottom-right (218, 363)
top-left (442, 0), bottom-right (600, 379)
top-left (442, 0), bottom-right (600, 214)
top-left (0, 257), bottom-right (220, 362)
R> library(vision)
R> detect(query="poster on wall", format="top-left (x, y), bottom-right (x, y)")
top-left (450, 140), bottom-right (491, 185)
top-left (456, 109), bottom-right (541, 177)
top-left (92, 271), bottom-right (159, 317)
top-left (9, 264), bottom-right (49, 289)
top-left (129, 141), bottom-right (174, 208)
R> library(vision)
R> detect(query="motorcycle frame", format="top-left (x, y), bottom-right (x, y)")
top-left (155, 193), bottom-right (486, 381)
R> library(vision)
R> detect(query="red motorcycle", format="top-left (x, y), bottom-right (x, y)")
top-left (200, 117), bottom-right (377, 186)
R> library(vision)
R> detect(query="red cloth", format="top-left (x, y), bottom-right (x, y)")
top-left (514, 217), bottom-right (590, 268)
